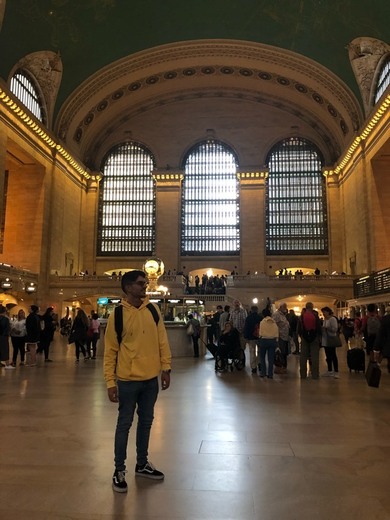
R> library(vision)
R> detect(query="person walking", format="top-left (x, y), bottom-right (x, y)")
top-left (288, 309), bottom-right (300, 354)
top-left (361, 303), bottom-right (381, 359)
top-left (272, 302), bottom-right (290, 373)
top-left (321, 306), bottom-right (341, 378)
top-left (374, 306), bottom-right (390, 373)
top-left (0, 305), bottom-right (14, 370)
top-left (230, 300), bottom-right (247, 351)
top-left (25, 305), bottom-right (41, 367)
top-left (70, 308), bottom-right (89, 362)
top-left (186, 313), bottom-right (201, 357)
top-left (10, 309), bottom-right (27, 366)
top-left (298, 302), bottom-right (322, 380)
top-left (87, 312), bottom-right (100, 359)
top-left (37, 307), bottom-right (56, 362)
top-left (258, 308), bottom-right (279, 379)
top-left (219, 305), bottom-right (231, 333)
top-left (104, 270), bottom-right (172, 493)
top-left (243, 305), bottom-right (262, 374)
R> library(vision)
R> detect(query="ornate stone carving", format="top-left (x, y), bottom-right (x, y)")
top-left (14, 51), bottom-right (63, 127)
top-left (347, 37), bottom-right (390, 115)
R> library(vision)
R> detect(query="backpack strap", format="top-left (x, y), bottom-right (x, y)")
top-left (146, 303), bottom-right (160, 325)
top-left (114, 303), bottom-right (159, 346)
top-left (114, 305), bottom-right (123, 345)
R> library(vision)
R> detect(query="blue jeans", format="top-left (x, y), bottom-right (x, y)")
top-left (115, 378), bottom-right (159, 471)
top-left (259, 338), bottom-right (277, 377)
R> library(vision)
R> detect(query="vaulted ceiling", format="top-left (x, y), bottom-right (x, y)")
top-left (0, 0), bottom-right (389, 171)
top-left (1, 0), bottom-right (389, 108)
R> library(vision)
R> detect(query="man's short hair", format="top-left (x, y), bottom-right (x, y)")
top-left (251, 306), bottom-right (258, 312)
top-left (306, 302), bottom-right (314, 310)
top-left (121, 270), bottom-right (146, 292)
top-left (367, 303), bottom-right (377, 313)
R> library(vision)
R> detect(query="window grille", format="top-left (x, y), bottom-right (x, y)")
top-left (374, 56), bottom-right (390, 104)
top-left (97, 142), bottom-right (156, 256)
top-left (10, 70), bottom-right (45, 123)
top-left (181, 140), bottom-right (239, 255)
top-left (265, 137), bottom-right (328, 255)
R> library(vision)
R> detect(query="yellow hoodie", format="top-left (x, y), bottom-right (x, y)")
top-left (103, 298), bottom-right (172, 388)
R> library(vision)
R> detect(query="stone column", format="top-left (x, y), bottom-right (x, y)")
top-left (153, 171), bottom-right (183, 272)
top-left (83, 173), bottom-right (101, 274)
top-left (238, 170), bottom-right (268, 275)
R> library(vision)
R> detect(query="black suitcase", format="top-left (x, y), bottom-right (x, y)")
top-left (347, 348), bottom-right (365, 373)
top-left (366, 362), bottom-right (381, 388)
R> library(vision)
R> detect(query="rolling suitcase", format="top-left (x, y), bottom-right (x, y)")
top-left (347, 347), bottom-right (365, 373)
top-left (366, 362), bottom-right (381, 388)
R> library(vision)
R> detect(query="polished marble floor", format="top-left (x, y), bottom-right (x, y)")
top-left (1, 335), bottom-right (390, 520)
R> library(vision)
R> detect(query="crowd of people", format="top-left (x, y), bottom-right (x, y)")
top-left (195, 300), bottom-right (390, 380)
top-left (1, 277), bottom-right (389, 495)
top-left (0, 304), bottom-right (101, 369)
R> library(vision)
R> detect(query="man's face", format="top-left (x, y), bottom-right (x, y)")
top-left (234, 300), bottom-right (240, 308)
top-left (125, 276), bottom-right (148, 298)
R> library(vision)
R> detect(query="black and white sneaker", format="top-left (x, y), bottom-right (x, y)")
top-left (112, 469), bottom-right (128, 492)
top-left (135, 461), bottom-right (164, 480)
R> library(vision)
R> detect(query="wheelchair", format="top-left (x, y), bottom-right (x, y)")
top-left (215, 347), bottom-right (246, 373)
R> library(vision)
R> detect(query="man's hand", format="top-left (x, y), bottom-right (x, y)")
top-left (161, 371), bottom-right (171, 390)
top-left (107, 386), bottom-right (118, 402)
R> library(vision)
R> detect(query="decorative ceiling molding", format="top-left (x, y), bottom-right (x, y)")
top-left (82, 87), bottom-right (342, 170)
top-left (56, 39), bottom-right (363, 142)
top-left (74, 64), bottom-right (352, 143)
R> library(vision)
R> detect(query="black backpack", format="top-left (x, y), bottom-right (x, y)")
top-left (114, 303), bottom-right (159, 345)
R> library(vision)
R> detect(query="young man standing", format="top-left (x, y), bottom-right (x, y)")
top-left (104, 270), bottom-right (172, 493)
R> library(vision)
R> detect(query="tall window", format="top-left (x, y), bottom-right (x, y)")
top-left (10, 70), bottom-right (45, 123)
top-left (374, 56), bottom-right (390, 104)
top-left (97, 142), bottom-right (156, 256)
top-left (181, 140), bottom-right (239, 255)
top-left (266, 137), bottom-right (328, 255)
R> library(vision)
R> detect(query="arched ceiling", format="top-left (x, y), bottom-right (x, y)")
top-left (0, 0), bottom-right (389, 109)
top-left (56, 40), bottom-right (362, 169)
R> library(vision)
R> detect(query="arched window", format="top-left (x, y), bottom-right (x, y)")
top-left (265, 137), bottom-right (328, 255)
top-left (374, 56), bottom-right (390, 104)
top-left (10, 70), bottom-right (45, 123)
top-left (97, 142), bottom-right (156, 256)
top-left (181, 140), bottom-right (239, 255)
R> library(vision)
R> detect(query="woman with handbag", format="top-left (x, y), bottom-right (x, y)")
top-left (321, 307), bottom-right (341, 378)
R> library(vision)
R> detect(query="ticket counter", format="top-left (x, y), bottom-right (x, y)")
top-left (165, 323), bottom-right (209, 357)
